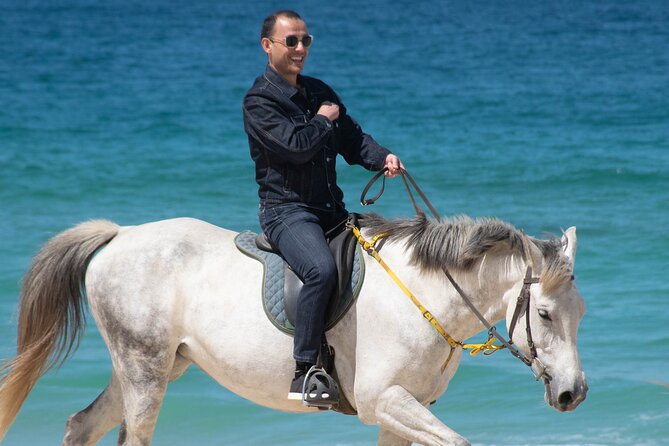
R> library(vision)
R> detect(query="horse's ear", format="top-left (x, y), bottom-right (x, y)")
top-left (561, 226), bottom-right (577, 265)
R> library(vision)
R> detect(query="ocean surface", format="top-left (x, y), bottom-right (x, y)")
top-left (1, 0), bottom-right (667, 444)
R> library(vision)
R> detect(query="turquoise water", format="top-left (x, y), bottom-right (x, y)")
top-left (1, 1), bottom-right (668, 445)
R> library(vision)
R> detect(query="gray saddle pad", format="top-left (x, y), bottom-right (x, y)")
top-left (234, 230), bottom-right (365, 335)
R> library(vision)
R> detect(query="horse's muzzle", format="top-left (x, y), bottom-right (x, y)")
top-left (545, 371), bottom-right (588, 412)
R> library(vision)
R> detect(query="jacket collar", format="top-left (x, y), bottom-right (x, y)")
top-left (263, 64), bottom-right (300, 98)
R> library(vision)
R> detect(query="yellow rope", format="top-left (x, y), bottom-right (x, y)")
top-left (462, 338), bottom-right (505, 356)
top-left (350, 225), bottom-right (460, 351)
top-left (350, 224), bottom-right (507, 367)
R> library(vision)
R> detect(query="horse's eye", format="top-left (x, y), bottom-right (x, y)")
top-left (538, 309), bottom-right (552, 321)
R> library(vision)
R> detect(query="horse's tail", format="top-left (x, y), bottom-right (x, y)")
top-left (0, 219), bottom-right (120, 440)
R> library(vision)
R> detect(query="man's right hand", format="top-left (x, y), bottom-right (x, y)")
top-left (317, 101), bottom-right (339, 122)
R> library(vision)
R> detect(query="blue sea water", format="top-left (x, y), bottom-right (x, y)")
top-left (1, 0), bottom-right (668, 445)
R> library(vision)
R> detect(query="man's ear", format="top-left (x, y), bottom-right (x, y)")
top-left (261, 38), bottom-right (272, 56)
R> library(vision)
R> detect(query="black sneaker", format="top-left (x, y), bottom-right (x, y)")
top-left (287, 371), bottom-right (307, 400)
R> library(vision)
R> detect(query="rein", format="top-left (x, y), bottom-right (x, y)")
top-left (360, 168), bottom-right (441, 221)
top-left (355, 168), bottom-right (551, 381)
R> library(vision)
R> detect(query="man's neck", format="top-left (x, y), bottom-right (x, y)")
top-left (269, 64), bottom-right (298, 86)
top-left (282, 73), bottom-right (298, 86)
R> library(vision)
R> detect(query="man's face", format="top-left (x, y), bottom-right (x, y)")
top-left (262, 17), bottom-right (309, 82)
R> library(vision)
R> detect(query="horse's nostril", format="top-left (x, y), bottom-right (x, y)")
top-left (558, 391), bottom-right (574, 407)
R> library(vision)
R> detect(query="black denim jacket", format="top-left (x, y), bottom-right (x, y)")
top-left (243, 65), bottom-right (390, 210)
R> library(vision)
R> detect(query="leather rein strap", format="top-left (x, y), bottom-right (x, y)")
top-left (360, 167), bottom-right (441, 222)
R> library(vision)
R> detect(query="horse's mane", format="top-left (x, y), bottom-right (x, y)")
top-left (358, 213), bottom-right (572, 293)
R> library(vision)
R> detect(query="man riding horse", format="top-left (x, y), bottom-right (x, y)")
top-left (242, 10), bottom-right (403, 405)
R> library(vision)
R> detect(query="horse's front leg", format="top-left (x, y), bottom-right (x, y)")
top-left (378, 428), bottom-right (411, 446)
top-left (373, 385), bottom-right (470, 446)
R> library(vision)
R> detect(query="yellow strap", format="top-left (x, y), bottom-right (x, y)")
top-left (351, 225), bottom-right (460, 350)
top-left (350, 223), bottom-right (510, 371)
top-left (461, 337), bottom-right (505, 356)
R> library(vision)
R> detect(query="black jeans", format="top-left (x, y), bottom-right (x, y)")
top-left (260, 203), bottom-right (348, 364)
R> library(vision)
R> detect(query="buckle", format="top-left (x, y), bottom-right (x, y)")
top-left (530, 358), bottom-right (551, 382)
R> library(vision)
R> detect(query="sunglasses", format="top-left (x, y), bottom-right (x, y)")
top-left (269, 34), bottom-right (313, 49)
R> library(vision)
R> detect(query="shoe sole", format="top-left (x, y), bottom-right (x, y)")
top-left (287, 392), bottom-right (332, 401)
top-left (287, 392), bottom-right (303, 400)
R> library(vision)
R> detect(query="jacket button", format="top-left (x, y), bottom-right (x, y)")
top-left (326, 203), bottom-right (332, 208)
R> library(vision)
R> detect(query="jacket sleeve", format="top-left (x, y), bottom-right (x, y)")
top-left (334, 97), bottom-right (391, 171)
top-left (243, 93), bottom-right (333, 165)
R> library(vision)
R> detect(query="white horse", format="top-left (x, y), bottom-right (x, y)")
top-left (0, 213), bottom-right (587, 446)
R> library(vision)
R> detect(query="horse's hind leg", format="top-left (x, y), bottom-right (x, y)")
top-left (113, 347), bottom-right (191, 446)
top-left (61, 354), bottom-right (191, 446)
top-left (62, 375), bottom-right (123, 446)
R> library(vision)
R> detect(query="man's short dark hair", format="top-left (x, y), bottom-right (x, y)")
top-left (261, 10), bottom-right (303, 40)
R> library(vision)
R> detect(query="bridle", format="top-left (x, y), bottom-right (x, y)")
top-left (360, 167), bottom-right (552, 382)
top-left (508, 267), bottom-right (544, 371)
top-left (443, 265), bottom-right (550, 382)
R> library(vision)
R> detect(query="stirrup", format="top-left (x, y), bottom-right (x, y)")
top-left (301, 366), bottom-right (339, 409)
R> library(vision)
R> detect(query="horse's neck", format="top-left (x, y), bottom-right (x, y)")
top-left (482, 252), bottom-right (528, 306)
top-left (364, 234), bottom-right (540, 341)
top-left (452, 253), bottom-right (533, 340)
top-left (394, 245), bottom-right (531, 341)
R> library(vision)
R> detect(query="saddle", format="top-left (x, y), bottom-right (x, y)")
top-left (234, 214), bottom-right (365, 335)
top-left (234, 215), bottom-right (363, 415)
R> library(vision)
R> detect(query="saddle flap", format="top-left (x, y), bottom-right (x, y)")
top-left (283, 267), bottom-right (302, 327)
top-left (324, 214), bottom-right (358, 323)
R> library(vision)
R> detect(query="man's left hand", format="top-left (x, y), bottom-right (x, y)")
top-left (383, 154), bottom-right (404, 178)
